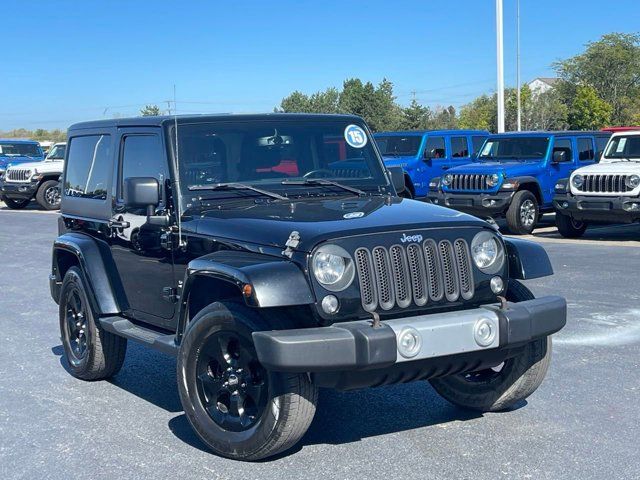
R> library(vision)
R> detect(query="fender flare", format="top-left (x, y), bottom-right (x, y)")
top-left (176, 250), bottom-right (315, 337)
top-left (52, 233), bottom-right (125, 315)
top-left (507, 176), bottom-right (542, 199)
top-left (504, 237), bottom-right (553, 280)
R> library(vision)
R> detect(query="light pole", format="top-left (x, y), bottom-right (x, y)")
top-left (496, 0), bottom-right (505, 133)
top-left (516, 0), bottom-right (521, 131)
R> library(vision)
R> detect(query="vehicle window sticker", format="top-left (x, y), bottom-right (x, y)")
top-left (344, 124), bottom-right (367, 148)
top-left (481, 142), bottom-right (493, 156)
top-left (616, 138), bottom-right (627, 153)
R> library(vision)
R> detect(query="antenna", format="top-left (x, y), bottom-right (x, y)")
top-left (172, 84), bottom-right (185, 248)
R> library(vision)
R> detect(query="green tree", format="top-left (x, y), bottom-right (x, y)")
top-left (567, 85), bottom-right (612, 130)
top-left (140, 104), bottom-right (162, 116)
top-left (429, 105), bottom-right (458, 130)
top-left (459, 94), bottom-right (496, 131)
top-left (400, 99), bottom-right (431, 130)
top-left (554, 33), bottom-right (640, 125)
top-left (528, 89), bottom-right (569, 130)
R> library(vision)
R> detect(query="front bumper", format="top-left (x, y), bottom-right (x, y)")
top-left (427, 190), bottom-right (515, 216)
top-left (0, 180), bottom-right (38, 200)
top-left (554, 194), bottom-right (640, 223)
top-left (253, 295), bottom-right (566, 374)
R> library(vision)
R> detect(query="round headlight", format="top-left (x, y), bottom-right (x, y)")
top-left (312, 244), bottom-right (355, 291)
top-left (626, 174), bottom-right (640, 189)
top-left (486, 173), bottom-right (500, 187)
top-left (471, 231), bottom-right (505, 273)
top-left (572, 174), bottom-right (584, 188)
top-left (442, 174), bottom-right (453, 186)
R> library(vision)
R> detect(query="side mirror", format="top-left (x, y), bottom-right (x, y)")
top-left (124, 177), bottom-right (159, 213)
top-left (552, 150), bottom-right (569, 163)
top-left (387, 166), bottom-right (407, 195)
top-left (424, 148), bottom-right (435, 160)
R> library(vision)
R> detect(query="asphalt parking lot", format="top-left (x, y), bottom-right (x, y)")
top-left (1, 205), bottom-right (639, 480)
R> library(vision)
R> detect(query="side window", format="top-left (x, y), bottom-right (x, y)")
top-left (424, 136), bottom-right (445, 158)
top-left (120, 135), bottom-right (167, 199)
top-left (471, 136), bottom-right (487, 156)
top-left (553, 138), bottom-right (573, 161)
top-left (595, 136), bottom-right (609, 160)
top-left (577, 138), bottom-right (595, 162)
top-left (451, 136), bottom-right (469, 157)
top-left (64, 135), bottom-right (112, 200)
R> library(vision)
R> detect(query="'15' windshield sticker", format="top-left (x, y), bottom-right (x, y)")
top-left (344, 124), bottom-right (368, 148)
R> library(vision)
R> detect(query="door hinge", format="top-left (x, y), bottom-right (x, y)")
top-left (162, 287), bottom-right (178, 303)
top-left (160, 232), bottom-right (174, 250)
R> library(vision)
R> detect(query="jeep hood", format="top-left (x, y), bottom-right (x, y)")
top-left (5, 159), bottom-right (55, 171)
top-left (195, 196), bottom-right (488, 252)
top-left (448, 160), bottom-right (541, 178)
top-left (0, 156), bottom-right (43, 169)
top-left (573, 161), bottom-right (640, 175)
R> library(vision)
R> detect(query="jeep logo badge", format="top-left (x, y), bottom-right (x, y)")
top-left (400, 233), bottom-right (423, 243)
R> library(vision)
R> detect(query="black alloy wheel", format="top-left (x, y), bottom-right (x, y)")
top-left (63, 286), bottom-right (89, 364)
top-left (196, 331), bottom-right (268, 432)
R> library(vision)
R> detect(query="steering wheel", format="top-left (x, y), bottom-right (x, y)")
top-left (303, 169), bottom-right (334, 179)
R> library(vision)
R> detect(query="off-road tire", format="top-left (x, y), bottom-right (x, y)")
top-left (555, 213), bottom-right (587, 238)
top-left (177, 302), bottom-right (318, 461)
top-left (36, 179), bottom-right (61, 210)
top-left (429, 280), bottom-right (552, 412)
top-left (2, 196), bottom-right (30, 209)
top-left (59, 267), bottom-right (127, 380)
top-left (506, 190), bottom-right (539, 235)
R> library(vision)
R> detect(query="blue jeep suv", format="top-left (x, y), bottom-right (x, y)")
top-left (428, 131), bottom-right (611, 234)
top-left (374, 130), bottom-right (489, 199)
top-left (0, 139), bottom-right (45, 176)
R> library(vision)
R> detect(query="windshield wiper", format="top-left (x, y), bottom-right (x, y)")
top-left (188, 182), bottom-right (286, 201)
top-left (281, 178), bottom-right (366, 196)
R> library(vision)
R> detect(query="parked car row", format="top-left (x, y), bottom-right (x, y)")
top-left (0, 141), bottom-right (66, 210)
top-left (376, 128), bottom-right (640, 236)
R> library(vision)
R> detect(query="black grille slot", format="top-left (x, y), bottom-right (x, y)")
top-left (372, 247), bottom-right (395, 310)
top-left (454, 239), bottom-right (474, 300)
top-left (389, 245), bottom-right (411, 308)
top-left (406, 244), bottom-right (428, 306)
top-left (439, 241), bottom-right (459, 301)
top-left (355, 248), bottom-right (377, 312)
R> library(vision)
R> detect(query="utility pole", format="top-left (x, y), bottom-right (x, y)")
top-left (496, 0), bottom-right (505, 133)
top-left (516, 0), bottom-right (522, 131)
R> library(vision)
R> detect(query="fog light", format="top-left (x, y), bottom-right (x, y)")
top-left (321, 295), bottom-right (339, 314)
top-left (397, 327), bottom-right (422, 358)
top-left (490, 276), bottom-right (504, 294)
top-left (623, 202), bottom-right (640, 211)
top-left (474, 318), bottom-right (497, 347)
top-left (562, 201), bottom-right (569, 208)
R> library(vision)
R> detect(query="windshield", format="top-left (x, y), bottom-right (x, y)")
top-left (46, 144), bottom-right (66, 160)
top-left (604, 135), bottom-right (640, 160)
top-left (478, 137), bottom-right (549, 160)
top-left (375, 135), bottom-right (422, 156)
top-left (0, 142), bottom-right (43, 157)
top-left (173, 119), bottom-right (389, 197)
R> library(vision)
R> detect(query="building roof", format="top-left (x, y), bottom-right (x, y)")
top-left (528, 77), bottom-right (559, 86)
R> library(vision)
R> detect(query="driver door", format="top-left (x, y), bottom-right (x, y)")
top-left (110, 129), bottom-right (176, 327)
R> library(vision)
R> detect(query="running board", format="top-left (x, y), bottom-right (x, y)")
top-left (99, 316), bottom-right (178, 357)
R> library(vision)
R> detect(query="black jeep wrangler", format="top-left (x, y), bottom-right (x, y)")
top-left (51, 114), bottom-right (566, 461)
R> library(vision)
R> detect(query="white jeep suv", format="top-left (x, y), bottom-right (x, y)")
top-left (553, 131), bottom-right (640, 237)
top-left (0, 142), bottom-right (66, 210)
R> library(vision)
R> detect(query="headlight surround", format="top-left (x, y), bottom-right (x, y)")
top-left (572, 174), bottom-right (584, 189)
top-left (312, 244), bottom-right (355, 292)
top-left (486, 173), bottom-right (500, 187)
top-left (626, 174), bottom-right (640, 189)
top-left (470, 231), bottom-right (505, 274)
top-left (442, 174), bottom-right (453, 186)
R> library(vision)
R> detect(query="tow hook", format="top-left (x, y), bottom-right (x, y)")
top-left (497, 295), bottom-right (509, 310)
top-left (371, 311), bottom-right (382, 328)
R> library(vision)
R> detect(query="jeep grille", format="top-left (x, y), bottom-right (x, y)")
top-left (6, 169), bottom-right (31, 182)
top-left (576, 174), bottom-right (634, 194)
top-left (448, 174), bottom-right (492, 191)
top-left (355, 239), bottom-right (474, 312)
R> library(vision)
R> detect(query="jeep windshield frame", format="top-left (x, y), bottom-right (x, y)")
top-left (478, 137), bottom-right (550, 161)
top-left (603, 135), bottom-right (640, 161)
top-left (167, 118), bottom-right (392, 207)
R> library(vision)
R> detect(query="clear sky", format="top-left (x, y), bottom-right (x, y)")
top-left (2, 0), bottom-right (639, 130)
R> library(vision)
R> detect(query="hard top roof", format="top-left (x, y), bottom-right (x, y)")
top-left (487, 130), bottom-right (610, 138)
top-left (374, 129), bottom-right (488, 136)
top-left (68, 113), bottom-right (365, 131)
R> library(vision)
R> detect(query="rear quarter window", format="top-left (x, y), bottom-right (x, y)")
top-left (64, 135), bottom-right (112, 200)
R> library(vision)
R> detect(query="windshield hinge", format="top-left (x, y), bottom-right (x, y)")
top-left (282, 231), bottom-right (301, 258)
